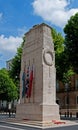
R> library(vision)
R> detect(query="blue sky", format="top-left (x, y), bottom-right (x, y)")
top-left (0, 0), bottom-right (78, 68)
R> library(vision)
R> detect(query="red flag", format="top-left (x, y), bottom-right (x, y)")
top-left (27, 66), bottom-right (33, 98)
top-left (22, 66), bottom-right (26, 98)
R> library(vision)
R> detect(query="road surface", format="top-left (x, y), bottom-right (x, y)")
top-left (0, 121), bottom-right (78, 130)
top-left (0, 113), bottom-right (78, 130)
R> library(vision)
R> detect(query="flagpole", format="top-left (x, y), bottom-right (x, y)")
top-left (32, 64), bottom-right (35, 103)
top-left (24, 62), bottom-right (26, 103)
top-left (33, 78), bottom-right (35, 103)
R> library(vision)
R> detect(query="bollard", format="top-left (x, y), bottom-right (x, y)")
top-left (67, 111), bottom-right (69, 117)
top-left (70, 112), bottom-right (72, 118)
top-left (65, 112), bottom-right (66, 117)
top-left (76, 112), bottom-right (78, 118)
top-left (9, 109), bottom-right (11, 117)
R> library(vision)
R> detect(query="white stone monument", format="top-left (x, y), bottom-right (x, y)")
top-left (16, 23), bottom-right (60, 124)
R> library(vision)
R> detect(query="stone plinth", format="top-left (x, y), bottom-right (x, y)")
top-left (16, 103), bottom-right (59, 121)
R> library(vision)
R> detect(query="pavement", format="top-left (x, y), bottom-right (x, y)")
top-left (0, 113), bottom-right (78, 129)
top-left (1, 118), bottom-right (78, 128)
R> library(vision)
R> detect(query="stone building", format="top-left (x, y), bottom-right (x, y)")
top-left (6, 59), bottom-right (13, 70)
top-left (56, 74), bottom-right (78, 117)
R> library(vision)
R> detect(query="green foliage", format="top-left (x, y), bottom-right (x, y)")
top-left (51, 28), bottom-right (65, 80)
top-left (52, 13), bottom-right (78, 81)
top-left (10, 43), bottom-right (23, 81)
top-left (0, 68), bottom-right (18, 101)
top-left (51, 28), bottom-right (64, 55)
top-left (55, 51), bottom-right (68, 80)
top-left (64, 13), bottom-right (78, 73)
top-left (9, 36), bottom-right (25, 98)
top-left (62, 68), bottom-right (75, 84)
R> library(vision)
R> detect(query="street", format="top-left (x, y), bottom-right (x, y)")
top-left (0, 121), bottom-right (78, 130)
top-left (0, 122), bottom-right (41, 130)
top-left (47, 125), bottom-right (78, 130)
top-left (0, 113), bottom-right (78, 130)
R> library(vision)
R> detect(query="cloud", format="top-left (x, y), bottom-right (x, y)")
top-left (0, 13), bottom-right (3, 20)
top-left (32, 0), bottom-right (78, 28)
top-left (0, 35), bottom-right (23, 68)
top-left (0, 35), bottom-right (22, 52)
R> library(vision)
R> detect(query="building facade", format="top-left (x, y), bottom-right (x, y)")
top-left (56, 74), bottom-right (78, 116)
top-left (6, 59), bottom-right (13, 70)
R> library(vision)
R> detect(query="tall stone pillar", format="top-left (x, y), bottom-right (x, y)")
top-left (16, 23), bottom-right (60, 122)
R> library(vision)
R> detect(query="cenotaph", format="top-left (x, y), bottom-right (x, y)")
top-left (16, 23), bottom-right (60, 123)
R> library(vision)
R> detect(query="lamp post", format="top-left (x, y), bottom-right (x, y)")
top-left (65, 83), bottom-right (69, 117)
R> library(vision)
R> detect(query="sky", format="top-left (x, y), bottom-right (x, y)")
top-left (0, 0), bottom-right (78, 69)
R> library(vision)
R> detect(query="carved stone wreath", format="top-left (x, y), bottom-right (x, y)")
top-left (43, 48), bottom-right (53, 66)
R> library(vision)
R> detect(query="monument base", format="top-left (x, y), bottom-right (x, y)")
top-left (16, 103), bottom-right (60, 122)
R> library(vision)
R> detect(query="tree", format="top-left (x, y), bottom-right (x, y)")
top-left (9, 36), bottom-right (25, 98)
top-left (64, 13), bottom-right (78, 73)
top-left (62, 68), bottom-right (75, 85)
top-left (10, 36), bottom-right (25, 81)
top-left (10, 43), bottom-right (23, 81)
top-left (51, 28), bottom-right (64, 55)
top-left (51, 28), bottom-right (65, 80)
top-left (0, 68), bottom-right (18, 101)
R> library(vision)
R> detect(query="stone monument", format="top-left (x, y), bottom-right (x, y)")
top-left (16, 23), bottom-right (60, 124)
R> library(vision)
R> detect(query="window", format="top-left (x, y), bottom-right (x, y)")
top-left (76, 96), bottom-right (78, 104)
top-left (75, 79), bottom-right (78, 90)
top-left (56, 80), bottom-right (59, 91)
top-left (65, 95), bottom-right (69, 105)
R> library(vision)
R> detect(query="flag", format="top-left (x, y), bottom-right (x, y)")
top-left (27, 65), bottom-right (34, 98)
top-left (25, 66), bottom-right (30, 97)
top-left (22, 67), bottom-right (26, 98)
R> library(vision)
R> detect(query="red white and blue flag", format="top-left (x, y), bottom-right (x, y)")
top-left (22, 65), bottom-right (34, 98)
top-left (25, 66), bottom-right (30, 97)
top-left (22, 67), bottom-right (26, 98)
top-left (27, 65), bottom-right (34, 98)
